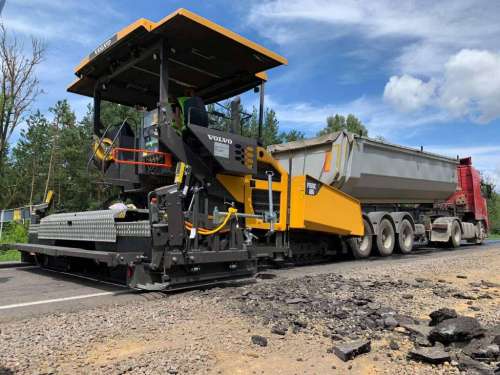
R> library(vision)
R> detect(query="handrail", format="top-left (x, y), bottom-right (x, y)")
top-left (86, 121), bottom-right (116, 170)
top-left (111, 147), bottom-right (172, 168)
top-left (102, 118), bottom-right (130, 162)
top-left (87, 118), bottom-right (129, 171)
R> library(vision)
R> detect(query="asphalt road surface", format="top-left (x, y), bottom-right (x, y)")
top-left (0, 263), bottom-right (166, 322)
top-left (1, 240), bottom-right (498, 322)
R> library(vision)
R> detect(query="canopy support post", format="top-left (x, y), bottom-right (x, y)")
top-left (230, 97), bottom-right (241, 135)
top-left (258, 82), bottom-right (265, 144)
top-left (159, 38), bottom-right (169, 125)
top-left (93, 84), bottom-right (102, 137)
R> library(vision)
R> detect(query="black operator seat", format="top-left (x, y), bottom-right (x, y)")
top-left (183, 96), bottom-right (209, 128)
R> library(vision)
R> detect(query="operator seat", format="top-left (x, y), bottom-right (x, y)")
top-left (183, 96), bottom-right (209, 128)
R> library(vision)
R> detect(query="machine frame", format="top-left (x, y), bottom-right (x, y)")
top-left (11, 9), bottom-right (364, 290)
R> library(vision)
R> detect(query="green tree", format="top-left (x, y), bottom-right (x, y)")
top-left (279, 129), bottom-right (305, 143)
top-left (317, 114), bottom-right (368, 137)
top-left (8, 111), bottom-right (52, 207)
top-left (99, 101), bottom-right (142, 130)
top-left (242, 107), bottom-right (281, 146)
top-left (207, 102), bottom-right (237, 133)
top-left (6, 100), bottom-right (103, 211)
top-left (79, 102), bottom-right (137, 209)
top-left (261, 108), bottom-right (281, 146)
top-left (482, 176), bottom-right (500, 234)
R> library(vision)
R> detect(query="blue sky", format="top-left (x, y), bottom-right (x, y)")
top-left (3, 0), bottom-right (500, 184)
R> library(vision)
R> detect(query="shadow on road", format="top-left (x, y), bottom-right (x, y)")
top-left (4, 240), bottom-right (497, 297)
top-left (0, 262), bottom-right (30, 269)
top-left (18, 266), bottom-right (128, 293)
top-left (0, 366), bottom-right (15, 375)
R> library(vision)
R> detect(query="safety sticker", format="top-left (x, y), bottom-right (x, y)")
top-left (214, 142), bottom-right (230, 159)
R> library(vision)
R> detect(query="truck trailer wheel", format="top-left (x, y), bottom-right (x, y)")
top-left (348, 218), bottom-right (373, 259)
top-left (396, 219), bottom-right (414, 254)
top-left (376, 219), bottom-right (395, 256)
top-left (448, 221), bottom-right (462, 248)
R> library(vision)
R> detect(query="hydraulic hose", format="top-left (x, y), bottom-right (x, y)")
top-left (184, 208), bottom-right (237, 236)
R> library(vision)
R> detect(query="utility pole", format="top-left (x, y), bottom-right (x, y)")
top-left (0, 0), bottom-right (6, 16)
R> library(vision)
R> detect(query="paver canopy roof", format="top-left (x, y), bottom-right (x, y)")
top-left (68, 8), bottom-right (287, 108)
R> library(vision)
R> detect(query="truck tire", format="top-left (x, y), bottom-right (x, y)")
top-left (376, 219), bottom-right (395, 256)
top-left (448, 220), bottom-right (462, 248)
top-left (348, 218), bottom-right (373, 259)
top-left (396, 219), bottom-right (414, 254)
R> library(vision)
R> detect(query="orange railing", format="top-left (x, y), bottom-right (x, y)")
top-left (111, 147), bottom-right (173, 168)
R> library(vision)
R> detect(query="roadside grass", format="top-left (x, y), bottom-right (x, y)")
top-left (488, 233), bottom-right (500, 240)
top-left (0, 249), bottom-right (21, 262)
top-left (0, 222), bottom-right (28, 262)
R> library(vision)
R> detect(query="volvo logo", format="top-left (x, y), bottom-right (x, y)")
top-left (93, 39), bottom-right (113, 55)
top-left (207, 134), bottom-right (233, 144)
top-left (89, 35), bottom-right (118, 59)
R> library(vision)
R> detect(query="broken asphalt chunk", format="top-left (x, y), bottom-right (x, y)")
top-left (409, 346), bottom-right (451, 364)
top-left (332, 340), bottom-right (371, 362)
top-left (429, 317), bottom-right (485, 344)
top-left (429, 308), bottom-right (458, 326)
top-left (251, 335), bottom-right (268, 347)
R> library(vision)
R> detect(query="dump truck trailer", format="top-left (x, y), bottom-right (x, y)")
top-left (269, 132), bottom-right (489, 258)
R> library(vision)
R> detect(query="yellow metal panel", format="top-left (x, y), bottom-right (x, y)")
top-left (45, 190), bottom-right (54, 205)
top-left (290, 177), bottom-right (306, 229)
top-left (290, 176), bottom-right (364, 236)
top-left (117, 18), bottom-right (154, 39)
top-left (253, 180), bottom-right (282, 191)
top-left (216, 174), bottom-right (245, 203)
top-left (242, 147), bottom-right (289, 232)
top-left (256, 72), bottom-right (268, 81)
top-left (13, 209), bottom-right (21, 222)
top-left (175, 162), bottom-right (186, 185)
top-left (67, 78), bottom-right (82, 93)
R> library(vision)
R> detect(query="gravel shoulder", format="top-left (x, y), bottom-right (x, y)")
top-left (0, 245), bottom-right (499, 375)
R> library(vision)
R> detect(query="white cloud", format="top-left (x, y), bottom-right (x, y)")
top-left (249, 0), bottom-right (500, 52)
top-left (383, 75), bottom-right (436, 112)
top-left (1, 0), bottom-right (126, 144)
top-left (440, 49), bottom-right (500, 123)
top-left (3, 0), bottom-right (125, 45)
top-left (383, 49), bottom-right (500, 122)
top-left (248, 0), bottom-right (500, 123)
top-left (263, 95), bottom-right (449, 139)
top-left (395, 43), bottom-right (451, 76)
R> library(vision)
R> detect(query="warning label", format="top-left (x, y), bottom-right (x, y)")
top-left (214, 142), bottom-right (230, 159)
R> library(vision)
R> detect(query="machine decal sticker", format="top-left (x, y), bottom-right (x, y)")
top-left (306, 181), bottom-right (319, 196)
top-left (89, 34), bottom-right (118, 59)
top-left (214, 142), bottom-right (230, 159)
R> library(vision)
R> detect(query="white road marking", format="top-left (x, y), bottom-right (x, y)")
top-left (42, 267), bottom-right (129, 289)
top-left (0, 291), bottom-right (129, 310)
